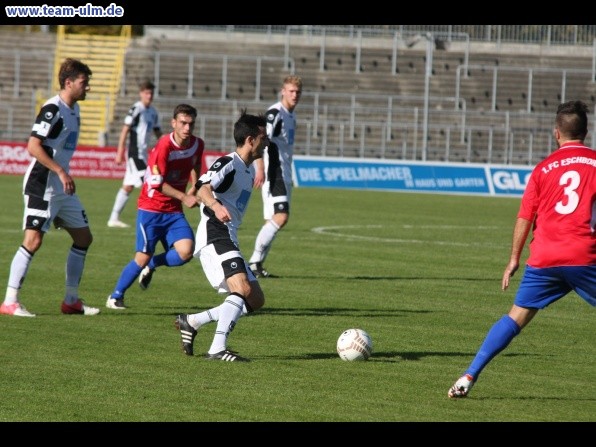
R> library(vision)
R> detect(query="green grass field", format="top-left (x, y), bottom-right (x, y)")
top-left (0, 175), bottom-right (594, 422)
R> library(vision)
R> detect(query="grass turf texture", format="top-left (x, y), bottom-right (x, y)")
top-left (0, 175), bottom-right (594, 422)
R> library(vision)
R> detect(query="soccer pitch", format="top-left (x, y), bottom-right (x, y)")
top-left (0, 175), bottom-right (594, 422)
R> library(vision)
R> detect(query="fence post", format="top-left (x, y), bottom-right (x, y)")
top-left (319, 29), bottom-right (326, 72)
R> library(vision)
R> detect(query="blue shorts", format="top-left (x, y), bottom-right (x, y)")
top-left (136, 210), bottom-right (194, 254)
top-left (514, 265), bottom-right (596, 309)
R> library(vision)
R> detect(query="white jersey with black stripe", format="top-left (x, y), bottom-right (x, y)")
top-left (24, 94), bottom-right (80, 199)
top-left (264, 100), bottom-right (296, 187)
top-left (124, 100), bottom-right (161, 162)
top-left (195, 151), bottom-right (255, 249)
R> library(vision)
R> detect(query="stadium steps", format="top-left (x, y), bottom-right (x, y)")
top-left (3, 28), bottom-right (596, 164)
top-left (51, 25), bottom-right (131, 146)
top-left (0, 28), bottom-right (56, 141)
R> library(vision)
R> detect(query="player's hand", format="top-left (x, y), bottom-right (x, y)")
top-left (211, 202), bottom-right (231, 223)
top-left (181, 194), bottom-right (199, 209)
top-left (501, 260), bottom-right (519, 291)
top-left (59, 172), bottom-right (75, 195)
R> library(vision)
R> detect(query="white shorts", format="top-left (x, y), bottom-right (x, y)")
top-left (23, 193), bottom-right (89, 233)
top-left (261, 180), bottom-right (292, 220)
top-left (194, 242), bottom-right (256, 294)
top-left (123, 157), bottom-right (147, 188)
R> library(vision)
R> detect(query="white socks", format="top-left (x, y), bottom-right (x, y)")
top-left (249, 220), bottom-right (280, 264)
top-left (110, 188), bottom-right (130, 222)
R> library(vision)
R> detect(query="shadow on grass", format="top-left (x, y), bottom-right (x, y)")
top-left (266, 351), bottom-right (540, 362)
top-left (137, 307), bottom-right (433, 317)
top-left (258, 275), bottom-right (499, 282)
top-left (350, 276), bottom-right (498, 282)
top-left (259, 307), bottom-right (431, 316)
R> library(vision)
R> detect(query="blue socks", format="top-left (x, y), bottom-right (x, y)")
top-left (150, 250), bottom-right (187, 268)
top-left (466, 314), bottom-right (521, 379)
top-left (111, 251), bottom-right (190, 299)
top-left (111, 261), bottom-right (143, 299)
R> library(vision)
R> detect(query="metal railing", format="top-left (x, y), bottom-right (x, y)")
top-left (143, 26), bottom-right (596, 89)
top-left (455, 64), bottom-right (596, 113)
top-left (4, 26), bottom-right (596, 166)
top-left (0, 49), bottom-right (53, 98)
top-left (0, 104), bottom-right (14, 140)
top-left (148, 25), bottom-right (596, 47)
top-left (151, 95), bottom-right (594, 166)
top-left (121, 49), bottom-right (295, 102)
top-left (9, 49), bottom-right (592, 165)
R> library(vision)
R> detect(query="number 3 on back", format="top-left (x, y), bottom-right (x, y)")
top-left (555, 170), bottom-right (580, 214)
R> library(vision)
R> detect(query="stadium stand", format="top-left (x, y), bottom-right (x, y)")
top-left (51, 25), bottom-right (131, 145)
top-left (0, 30), bottom-right (55, 142)
top-left (1, 25), bottom-right (596, 165)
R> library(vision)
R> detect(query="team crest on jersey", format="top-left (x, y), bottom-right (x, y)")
top-left (44, 111), bottom-right (53, 120)
top-left (267, 113), bottom-right (274, 121)
top-left (231, 261), bottom-right (238, 269)
top-left (212, 161), bottom-right (221, 169)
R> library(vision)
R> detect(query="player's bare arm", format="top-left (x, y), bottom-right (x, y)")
top-left (115, 124), bottom-right (130, 164)
top-left (27, 135), bottom-right (75, 194)
top-left (159, 182), bottom-right (199, 209)
top-left (186, 167), bottom-right (201, 200)
top-left (253, 158), bottom-right (265, 188)
top-left (502, 217), bottom-right (532, 290)
top-left (198, 183), bottom-right (231, 223)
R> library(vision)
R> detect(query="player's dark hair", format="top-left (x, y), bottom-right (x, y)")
top-left (233, 108), bottom-right (266, 146)
top-left (173, 103), bottom-right (197, 119)
top-left (58, 58), bottom-right (92, 89)
top-left (556, 100), bottom-right (589, 140)
top-left (139, 80), bottom-right (155, 91)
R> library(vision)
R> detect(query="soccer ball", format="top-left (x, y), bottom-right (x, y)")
top-left (336, 328), bottom-right (373, 361)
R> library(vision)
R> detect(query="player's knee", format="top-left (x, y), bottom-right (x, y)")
top-left (174, 240), bottom-right (195, 262)
top-left (178, 250), bottom-right (194, 262)
top-left (73, 231), bottom-right (93, 248)
top-left (274, 213), bottom-right (289, 227)
top-left (234, 280), bottom-right (251, 300)
top-left (23, 238), bottom-right (43, 253)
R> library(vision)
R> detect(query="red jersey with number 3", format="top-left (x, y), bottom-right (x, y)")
top-left (138, 133), bottom-right (204, 213)
top-left (518, 142), bottom-right (596, 267)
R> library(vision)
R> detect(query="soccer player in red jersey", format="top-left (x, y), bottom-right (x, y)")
top-left (106, 104), bottom-right (204, 310)
top-left (449, 100), bottom-right (596, 398)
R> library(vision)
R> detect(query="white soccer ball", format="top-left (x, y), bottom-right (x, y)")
top-left (336, 328), bottom-right (373, 361)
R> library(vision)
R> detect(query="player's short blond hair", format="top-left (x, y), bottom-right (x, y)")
top-left (283, 75), bottom-right (302, 90)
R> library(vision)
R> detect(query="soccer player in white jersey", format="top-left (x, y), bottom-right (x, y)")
top-left (248, 75), bottom-right (302, 278)
top-left (107, 80), bottom-right (162, 228)
top-left (174, 110), bottom-right (268, 362)
top-left (1, 58), bottom-right (100, 317)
